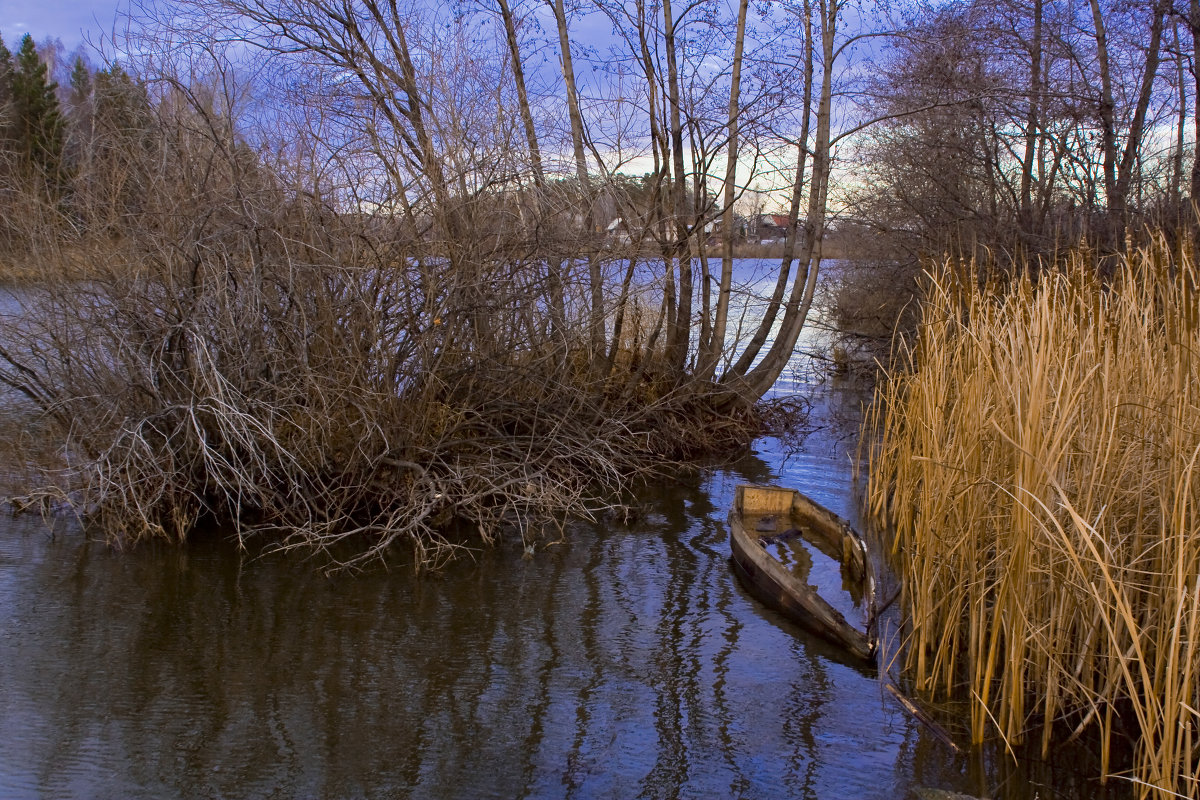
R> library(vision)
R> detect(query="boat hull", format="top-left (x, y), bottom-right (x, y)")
top-left (729, 485), bottom-right (877, 664)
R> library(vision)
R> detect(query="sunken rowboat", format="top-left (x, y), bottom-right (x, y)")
top-left (729, 484), bottom-right (878, 664)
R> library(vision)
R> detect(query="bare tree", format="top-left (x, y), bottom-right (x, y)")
top-left (852, 0), bottom-right (1179, 256)
top-left (696, 0), bottom-right (750, 383)
top-left (1091, 0), bottom-right (1169, 243)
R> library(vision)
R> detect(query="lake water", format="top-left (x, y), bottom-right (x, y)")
top-left (0, 376), bottom-right (1126, 799)
top-left (0, 264), bottom-right (1128, 798)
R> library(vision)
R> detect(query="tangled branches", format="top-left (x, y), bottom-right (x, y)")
top-left (0, 205), bottom-right (758, 571)
top-left (0, 47), bottom-right (769, 570)
top-left (0, 255), bottom-right (746, 569)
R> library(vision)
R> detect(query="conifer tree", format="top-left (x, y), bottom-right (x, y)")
top-left (11, 33), bottom-right (65, 187)
top-left (69, 56), bottom-right (92, 115)
top-left (0, 33), bottom-right (14, 140)
top-left (65, 56), bottom-right (93, 178)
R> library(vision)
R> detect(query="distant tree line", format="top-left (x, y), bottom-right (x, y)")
top-left (852, 0), bottom-right (1200, 258)
top-left (0, 32), bottom-right (155, 253)
top-left (6, 0), bottom-right (1199, 266)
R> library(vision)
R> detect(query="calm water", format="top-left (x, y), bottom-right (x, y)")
top-left (0, 376), bottom-right (1124, 800)
top-left (0, 269), bottom-right (1126, 798)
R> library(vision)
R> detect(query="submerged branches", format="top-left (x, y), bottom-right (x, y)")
top-left (0, 209), bottom-right (757, 569)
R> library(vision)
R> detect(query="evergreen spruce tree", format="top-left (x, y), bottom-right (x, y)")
top-left (11, 33), bottom-right (65, 187)
top-left (65, 56), bottom-right (93, 181)
top-left (69, 56), bottom-right (92, 115)
top-left (0, 33), bottom-right (14, 139)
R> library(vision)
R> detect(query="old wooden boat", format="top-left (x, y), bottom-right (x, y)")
top-left (729, 484), bottom-right (878, 663)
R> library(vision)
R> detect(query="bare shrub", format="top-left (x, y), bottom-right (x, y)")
top-left (0, 75), bottom-right (758, 569)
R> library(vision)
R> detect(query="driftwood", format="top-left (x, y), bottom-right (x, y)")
top-left (884, 681), bottom-right (961, 754)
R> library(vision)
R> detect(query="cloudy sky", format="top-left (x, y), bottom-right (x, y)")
top-left (1, 0), bottom-right (125, 52)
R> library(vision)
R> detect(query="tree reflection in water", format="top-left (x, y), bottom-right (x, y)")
top-left (0, 380), bottom-right (1123, 799)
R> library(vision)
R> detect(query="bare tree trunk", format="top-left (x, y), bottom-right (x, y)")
top-left (495, 0), bottom-right (564, 332)
top-left (1191, 0), bottom-right (1200, 213)
top-left (662, 0), bottom-right (692, 376)
top-left (602, 0), bottom-right (671, 378)
top-left (1113, 0), bottom-right (1167, 227)
top-left (1019, 0), bottom-right (1043, 238)
top-left (692, 121), bottom-right (714, 367)
top-left (1037, 127), bottom-right (1070, 227)
top-left (549, 0), bottom-right (603, 355)
top-left (725, 0), bottom-right (813, 380)
top-left (1090, 0), bottom-right (1166, 245)
top-left (606, 255), bottom-right (641, 368)
top-left (1171, 21), bottom-right (1186, 209)
top-left (1089, 0), bottom-right (1118, 240)
top-left (697, 0), bottom-right (750, 383)
top-left (733, 0), bottom-right (835, 400)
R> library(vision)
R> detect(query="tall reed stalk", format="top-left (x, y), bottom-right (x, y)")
top-left (865, 238), bottom-right (1200, 798)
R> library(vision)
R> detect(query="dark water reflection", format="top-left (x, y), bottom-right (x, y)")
top-left (0, 378), bottom-right (1123, 799)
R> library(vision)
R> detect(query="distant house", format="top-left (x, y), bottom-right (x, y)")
top-left (702, 216), bottom-right (735, 246)
top-left (754, 214), bottom-right (793, 244)
top-left (606, 216), bottom-right (634, 245)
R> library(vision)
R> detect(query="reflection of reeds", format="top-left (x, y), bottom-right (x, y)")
top-left (864, 238), bottom-right (1200, 798)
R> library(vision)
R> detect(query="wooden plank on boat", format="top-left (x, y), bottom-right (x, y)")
top-left (738, 485), bottom-right (796, 515)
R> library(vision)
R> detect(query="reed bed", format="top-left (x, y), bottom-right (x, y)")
top-left (864, 238), bottom-right (1200, 798)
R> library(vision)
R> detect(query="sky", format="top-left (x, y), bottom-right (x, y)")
top-left (0, 0), bottom-right (125, 53)
top-left (0, 0), bottom-right (802, 204)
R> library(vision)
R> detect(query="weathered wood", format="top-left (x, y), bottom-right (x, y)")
top-left (884, 682), bottom-right (961, 754)
top-left (729, 484), bottom-right (877, 663)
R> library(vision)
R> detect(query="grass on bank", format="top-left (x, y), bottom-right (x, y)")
top-left (864, 238), bottom-right (1200, 799)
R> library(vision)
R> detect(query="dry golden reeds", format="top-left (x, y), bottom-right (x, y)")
top-left (864, 237), bottom-right (1200, 798)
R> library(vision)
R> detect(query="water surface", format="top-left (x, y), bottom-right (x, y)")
top-left (0, 265), bottom-right (1125, 798)
top-left (0, 376), bottom-right (1124, 799)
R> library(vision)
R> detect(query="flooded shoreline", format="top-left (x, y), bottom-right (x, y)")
top-left (0, 373), bottom-right (1126, 799)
